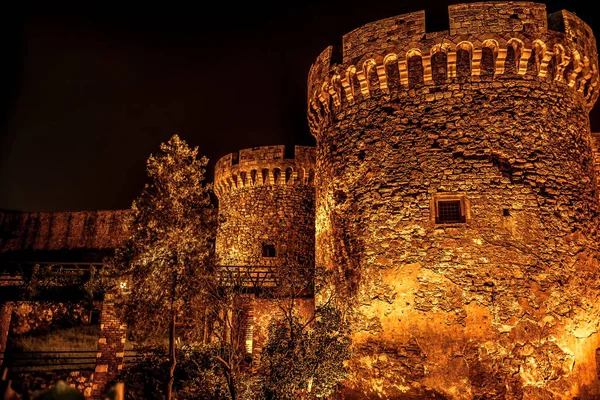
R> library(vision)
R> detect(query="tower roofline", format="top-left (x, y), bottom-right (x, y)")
top-left (308, 2), bottom-right (599, 137)
top-left (214, 145), bottom-right (316, 198)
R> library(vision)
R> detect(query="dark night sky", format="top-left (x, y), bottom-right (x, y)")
top-left (1, 0), bottom-right (598, 212)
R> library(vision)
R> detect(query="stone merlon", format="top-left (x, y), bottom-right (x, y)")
top-left (308, 1), bottom-right (599, 132)
top-left (214, 145), bottom-right (316, 198)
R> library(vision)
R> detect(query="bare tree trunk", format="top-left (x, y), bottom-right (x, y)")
top-left (203, 306), bottom-right (209, 344)
top-left (167, 305), bottom-right (176, 400)
top-left (225, 303), bottom-right (236, 400)
top-left (216, 354), bottom-right (237, 400)
top-left (227, 372), bottom-right (236, 400)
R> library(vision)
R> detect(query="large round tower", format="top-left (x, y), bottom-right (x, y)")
top-left (214, 145), bottom-right (316, 354)
top-left (308, 2), bottom-right (600, 398)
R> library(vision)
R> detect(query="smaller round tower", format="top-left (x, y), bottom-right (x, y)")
top-left (214, 145), bottom-right (316, 354)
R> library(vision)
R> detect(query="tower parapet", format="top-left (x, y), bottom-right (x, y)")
top-left (214, 145), bottom-right (316, 198)
top-left (308, 2), bottom-right (599, 135)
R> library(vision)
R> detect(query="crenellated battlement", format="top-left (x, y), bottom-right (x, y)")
top-left (591, 132), bottom-right (600, 186)
top-left (214, 145), bottom-right (316, 197)
top-left (308, 2), bottom-right (599, 135)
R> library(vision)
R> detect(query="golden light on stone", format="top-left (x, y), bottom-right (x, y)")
top-left (308, 1), bottom-right (600, 398)
top-left (213, 145), bottom-right (317, 356)
top-left (2, 2), bottom-right (600, 399)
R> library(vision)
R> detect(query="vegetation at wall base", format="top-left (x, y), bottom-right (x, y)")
top-left (258, 303), bottom-right (352, 399)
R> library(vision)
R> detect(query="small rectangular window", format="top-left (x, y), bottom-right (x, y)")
top-left (262, 244), bottom-right (276, 258)
top-left (435, 199), bottom-right (466, 224)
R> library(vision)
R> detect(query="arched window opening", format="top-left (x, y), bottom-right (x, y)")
top-left (273, 168), bottom-right (281, 184)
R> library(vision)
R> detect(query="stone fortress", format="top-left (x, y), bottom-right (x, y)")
top-left (2, 1), bottom-right (600, 398)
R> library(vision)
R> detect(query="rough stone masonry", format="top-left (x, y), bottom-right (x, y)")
top-left (214, 145), bottom-right (316, 358)
top-left (308, 1), bottom-right (600, 398)
top-left (3, 2), bottom-right (600, 399)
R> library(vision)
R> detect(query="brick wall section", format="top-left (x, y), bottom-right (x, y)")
top-left (0, 210), bottom-right (129, 253)
top-left (308, 2), bottom-right (600, 398)
top-left (0, 302), bottom-right (12, 367)
top-left (91, 294), bottom-right (125, 399)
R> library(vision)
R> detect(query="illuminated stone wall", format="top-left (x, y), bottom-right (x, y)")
top-left (251, 296), bottom-right (315, 359)
top-left (214, 145), bottom-right (316, 356)
top-left (0, 209), bottom-right (129, 253)
top-left (214, 145), bottom-right (316, 269)
top-left (308, 2), bottom-right (600, 398)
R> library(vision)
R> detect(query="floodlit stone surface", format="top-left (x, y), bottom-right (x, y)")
top-left (214, 145), bottom-right (316, 355)
top-left (3, 2), bottom-right (600, 397)
top-left (308, 2), bottom-right (600, 398)
top-left (0, 209), bottom-right (129, 252)
top-left (214, 145), bottom-right (316, 269)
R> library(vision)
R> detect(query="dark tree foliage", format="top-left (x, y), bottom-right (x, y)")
top-left (193, 270), bottom-right (261, 400)
top-left (121, 344), bottom-right (232, 400)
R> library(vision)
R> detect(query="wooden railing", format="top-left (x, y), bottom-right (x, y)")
top-left (1, 350), bottom-right (143, 372)
top-left (0, 262), bottom-right (106, 285)
top-left (0, 261), bottom-right (281, 289)
top-left (217, 265), bottom-right (278, 288)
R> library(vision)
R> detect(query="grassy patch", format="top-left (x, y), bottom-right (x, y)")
top-left (9, 324), bottom-right (101, 352)
top-left (9, 324), bottom-right (136, 352)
